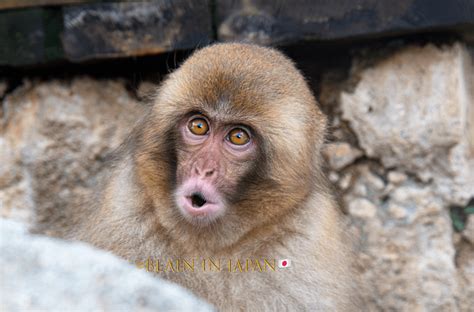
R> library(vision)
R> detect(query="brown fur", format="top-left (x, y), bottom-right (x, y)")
top-left (35, 43), bottom-right (361, 310)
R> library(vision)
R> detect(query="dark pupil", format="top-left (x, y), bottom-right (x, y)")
top-left (197, 123), bottom-right (203, 128)
top-left (236, 133), bottom-right (242, 139)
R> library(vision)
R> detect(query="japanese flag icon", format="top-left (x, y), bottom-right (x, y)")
top-left (278, 259), bottom-right (291, 268)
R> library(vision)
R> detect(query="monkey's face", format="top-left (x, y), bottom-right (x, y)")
top-left (174, 113), bottom-right (258, 225)
top-left (136, 43), bottom-right (327, 247)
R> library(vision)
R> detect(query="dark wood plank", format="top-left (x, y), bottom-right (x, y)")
top-left (0, 8), bottom-right (63, 65)
top-left (216, 0), bottom-right (474, 44)
top-left (0, 0), bottom-right (93, 10)
top-left (62, 0), bottom-right (213, 61)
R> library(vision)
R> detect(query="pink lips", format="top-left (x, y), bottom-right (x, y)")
top-left (175, 178), bottom-right (224, 219)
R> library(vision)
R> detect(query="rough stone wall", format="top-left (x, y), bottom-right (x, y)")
top-left (321, 42), bottom-right (474, 311)
top-left (0, 42), bottom-right (473, 310)
top-left (0, 78), bottom-right (145, 227)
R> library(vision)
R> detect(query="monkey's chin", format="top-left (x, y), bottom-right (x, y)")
top-left (175, 183), bottom-right (226, 225)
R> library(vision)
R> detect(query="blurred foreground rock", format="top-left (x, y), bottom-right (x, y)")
top-left (0, 219), bottom-right (214, 311)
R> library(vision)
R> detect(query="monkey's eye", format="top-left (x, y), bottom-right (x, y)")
top-left (188, 118), bottom-right (209, 135)
top-left (227, 128), bottom-right (250, 145)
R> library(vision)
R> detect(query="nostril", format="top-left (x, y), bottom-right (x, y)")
top-left (205, 169), bottom-right (215, 177)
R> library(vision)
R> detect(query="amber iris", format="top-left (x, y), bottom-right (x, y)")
top-left (228, 128), bottom-right (250, 145)
top-left (188, 118), bottom-right (209, 135)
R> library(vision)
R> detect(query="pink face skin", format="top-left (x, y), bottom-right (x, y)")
top-left (175, 114), bottom-right (256, 225)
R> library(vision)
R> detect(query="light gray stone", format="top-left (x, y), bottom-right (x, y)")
top-left (455, 228), bottom-right (474, 312)
top-left (345, 168), bottom-right (459, 311)
top-left (387, 171), bottom-right (408, 185)
top-left (464, 214), bottom-right (474, 245)
top-left (0, 218), bottom-right (214, 311)
top-left (0, 79), bottom-right (145, 229)
top-left (322, 142), bottom-right (363, 170)
top-left (341, 43), bottom-right (474, 206)
top-left (347, 197), bottom-right (377, 219)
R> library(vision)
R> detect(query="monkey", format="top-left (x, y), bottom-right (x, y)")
top-left (34, 43), bottom-right (361, 311)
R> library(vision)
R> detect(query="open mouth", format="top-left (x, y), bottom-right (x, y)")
top-left (176, 182), bottom-right (224, 220)
top-left (190, 192), bottom-right (207, 208)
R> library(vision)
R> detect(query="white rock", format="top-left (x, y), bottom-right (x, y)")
top-left (387, 171), bottom-right (408, 185)
top-left (338, 172), bottom-right (353, 190)
top-left (328, 171), bottom-right (339, 182)
top-left (0, 219), bottom-right (214, 311)
top-left (348, 197), bottom-right (377, 219)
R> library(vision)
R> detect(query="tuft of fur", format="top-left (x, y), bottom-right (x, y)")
top-left (35, 43), bottom-right (362, 310)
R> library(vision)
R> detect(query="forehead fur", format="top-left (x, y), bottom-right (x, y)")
top-left (154, 43), bottom-right (326, 168)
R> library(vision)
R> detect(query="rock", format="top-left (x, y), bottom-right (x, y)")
top-left (338, 172), bottom-right (353, 190)
top-left (345, 170), bottom-right (459, 310)
top-left (0, 78), bottom-right (145, 229)
top-left (455, 238), bottom-right (474, 311)
top-left (328, 171), bottom-right (339, 183)
top-left (347, 197), bottom-right (377, 219)
top-left (387, 171), bottom-right (407, 185)
top-left (0, 219), bottom-right (214, 311)
top-left (341, 43), bottom-right (474, 206)
top-left (322, 142), bottom-right (362, 170)
top-left (345, 164), bottom-right (386, 201)
top-left (464, 214), bottom-right (474, 245)
top-left (62, 1), bottom-right (212, 61)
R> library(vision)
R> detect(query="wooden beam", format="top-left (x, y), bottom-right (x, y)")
top-left (0, 0), bottom-right (94, 11)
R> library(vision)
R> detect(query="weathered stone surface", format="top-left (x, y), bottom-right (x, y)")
top-left (458, 214), bottom-right (474, 310)
top-left (217, 0), bottom-right (474, 45)
top-left (347, 197), bottom-right (377, 219)
top-left (0, 78), bottom-right (145, 228)
top-left (63, 1), bottom-right (212, 61)
top-left (463, 214), bottom-right (474, 245)
top-left (455, 213), bottom-right (474, 311)
top-left (387, 171), bottom-right (408, 186)
top-left (456, 241), bottom-right (474, 312)
top-left (322, 42), bottom-right (474, 311)
top-left (344, 165), bottom-right (459, 311)
top-left (322, 142), bottom-right (363, 170)
top-left (341, 43), bottom-right (474, 206)
top-left (0, 219), bottom-right (214, 311)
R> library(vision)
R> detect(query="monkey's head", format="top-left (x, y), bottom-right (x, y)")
top-left (136, 43), bottom-right (327, 250)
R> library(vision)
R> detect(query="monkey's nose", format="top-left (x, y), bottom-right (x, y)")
top-left (193, 160), bottom-right (218, 179)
